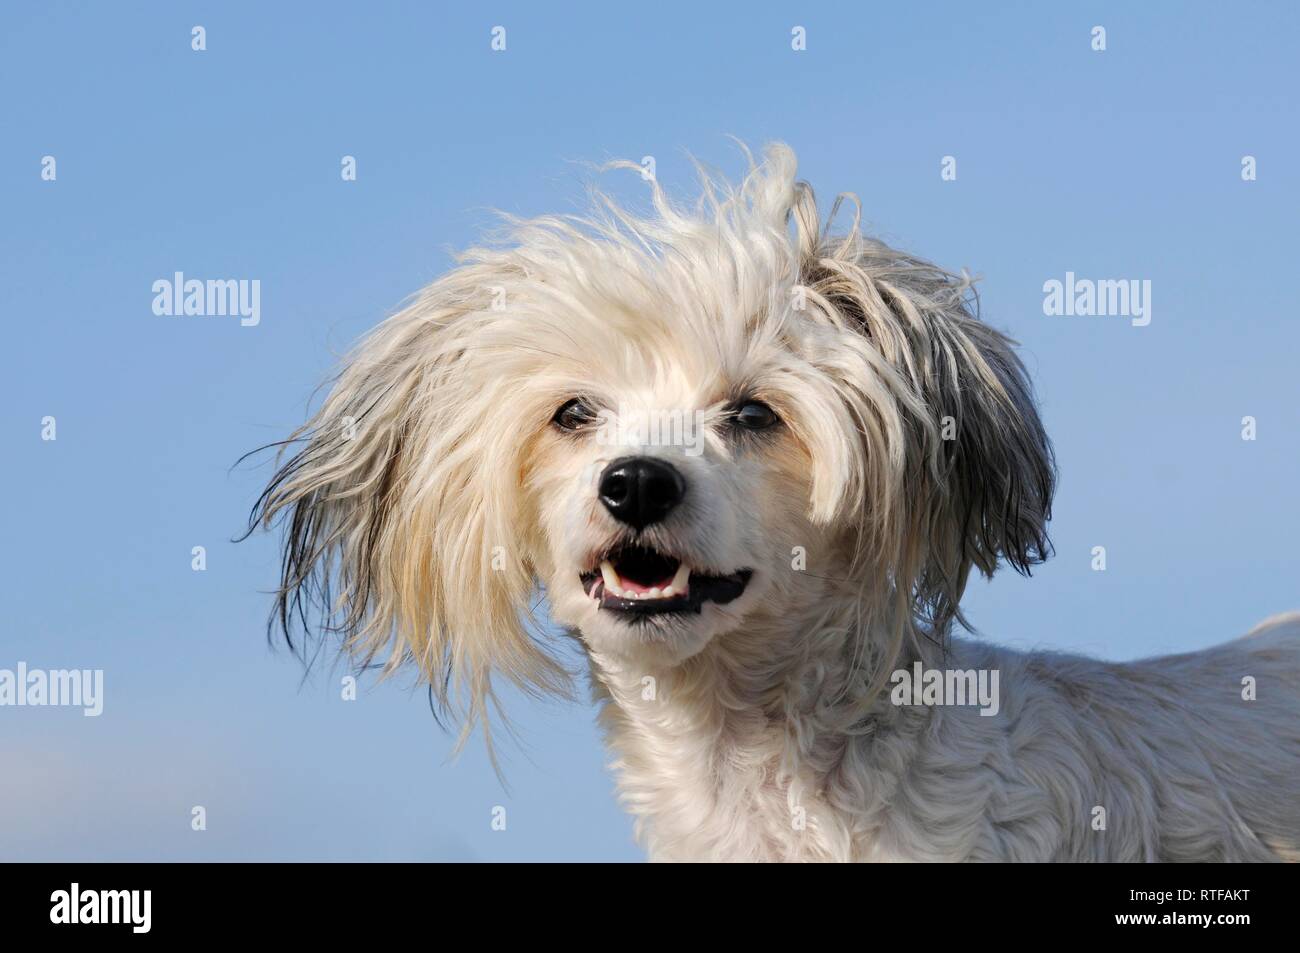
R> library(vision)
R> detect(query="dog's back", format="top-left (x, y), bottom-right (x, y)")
top-left (1153, 611), bottom-right (1300, 861)
top-left (930, 613), bottom-right (1300, 861)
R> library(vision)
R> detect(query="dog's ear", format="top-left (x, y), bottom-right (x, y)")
top-left (797, 215), bottom-right (1055, 631)
top-left (247, 276), bottom-right (568, 744)
top-left (918, 304), bottom-right (1056, 578)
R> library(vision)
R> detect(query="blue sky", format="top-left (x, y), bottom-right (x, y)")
top-left (2, 2), bottom-right (1297, 861)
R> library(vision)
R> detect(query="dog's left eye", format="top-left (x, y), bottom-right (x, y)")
top-left (731, 401), bottom-right (779, 431)
top-left (552, 397), bottom-right (598, 431)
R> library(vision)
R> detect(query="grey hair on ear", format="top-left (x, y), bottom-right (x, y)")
top-left (790, 174), bottom-right (1055, 643)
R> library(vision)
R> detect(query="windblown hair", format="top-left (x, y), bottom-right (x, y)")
top-left (248, 143), bottom-right (1055, 742)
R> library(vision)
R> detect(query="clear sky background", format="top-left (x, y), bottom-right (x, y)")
top-left (3, 2), bottom-right (1297, 861)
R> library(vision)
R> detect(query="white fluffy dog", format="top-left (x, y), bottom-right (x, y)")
top-left (252, 144), bottom-right (1300, 862)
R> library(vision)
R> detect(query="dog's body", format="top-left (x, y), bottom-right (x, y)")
top-left (253, 144), bottom-right (1300, 862)
top-left (595, 614), bottom-right (1300, 861)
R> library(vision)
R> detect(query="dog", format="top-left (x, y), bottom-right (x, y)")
top-left (251, 143), bottom-right (1300, 862)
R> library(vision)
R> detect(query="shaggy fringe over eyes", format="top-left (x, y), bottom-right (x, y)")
top-left (245, 142), bottom-right (1055, 744)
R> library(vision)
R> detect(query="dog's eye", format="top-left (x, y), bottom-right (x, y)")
top-left (552, 398), bottom-right (598, 431)
top-left (731, 401), bottom-right (779, 431)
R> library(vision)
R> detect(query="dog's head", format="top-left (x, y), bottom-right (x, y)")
top-left (251, 144), bottom-right (1053, 733)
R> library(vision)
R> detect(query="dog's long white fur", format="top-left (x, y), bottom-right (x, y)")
top-left (255, 143), bottom-right (1300, 861)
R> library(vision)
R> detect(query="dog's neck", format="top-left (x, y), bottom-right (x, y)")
top-left (587, 601), bottom-right (937, 861)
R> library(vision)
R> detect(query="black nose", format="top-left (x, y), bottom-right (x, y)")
top-left (598, 457), bottom-right (685, 530)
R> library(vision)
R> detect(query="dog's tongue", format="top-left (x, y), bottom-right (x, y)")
top-left (608, 546), bottom-right (683, 594)
top-left (616, 574), bottom-right (674, 594)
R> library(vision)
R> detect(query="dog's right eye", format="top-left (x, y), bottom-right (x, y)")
top-left (552, 398), bottom-right (597, 431)
top-left (731, 400), bottom-right (780, 431)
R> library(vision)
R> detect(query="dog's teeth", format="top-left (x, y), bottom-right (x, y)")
top-left (600, 560), bottom-right (621, 592)
top-left (599, 560), bottom-right (689, 602)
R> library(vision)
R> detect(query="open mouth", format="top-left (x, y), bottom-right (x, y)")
top-left (580, 545), bottom-right (752, 616)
